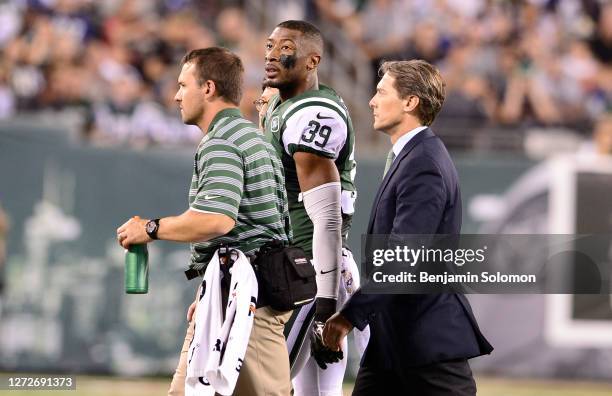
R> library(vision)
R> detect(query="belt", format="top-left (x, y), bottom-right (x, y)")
top-left (184, 267), bottom-right (205, 280)
top-left (184, 250), bottom-right (268, 308)
top-left (184, 250), bottom-right (256, 280)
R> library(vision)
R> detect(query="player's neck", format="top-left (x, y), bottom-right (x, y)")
top-left (279, 74), bottom-right (318, 102)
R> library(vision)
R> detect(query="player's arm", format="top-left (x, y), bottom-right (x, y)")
top-left (294, 152), bottom-right (342, 320)
top-left (284, 105), bottom-right (347, 322)
top-left (117, 138), bottom-right (242, 248)
top-left (294, 153), bottom-right (339, 189)
top-left (116, 211), bottom-right (235, 249)
top-left (156, 211), bottom-right (235, 242)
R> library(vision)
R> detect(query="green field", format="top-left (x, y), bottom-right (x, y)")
top-left (1, 376), bottom-right (612, 396)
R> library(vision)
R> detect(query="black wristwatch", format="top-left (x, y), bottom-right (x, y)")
top-left (145, 218), bottom-right (160, 240)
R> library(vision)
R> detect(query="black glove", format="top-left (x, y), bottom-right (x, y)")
top-left (310, 320), bottom-right (343, 370)
top-left (314, 297), bottom-right (336, 322)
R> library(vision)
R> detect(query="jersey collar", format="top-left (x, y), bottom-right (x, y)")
top-left (208, 107), bottom-right (242, 134)
top-left (274, 83), bottom-right (335, 105)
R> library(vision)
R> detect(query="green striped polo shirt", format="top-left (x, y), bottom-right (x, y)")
top-left (188, 108), bottom-right (290, 269)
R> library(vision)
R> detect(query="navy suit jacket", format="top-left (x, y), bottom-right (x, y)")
top-left (341, 128), bottom-right (493, 371)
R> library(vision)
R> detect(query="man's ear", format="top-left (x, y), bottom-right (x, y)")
top-left (203, 80), bottom-right (216, 99)
top-left (404, 95), bottom-right (420, 113)
top-left (306, 54), bottom-right (321, 71)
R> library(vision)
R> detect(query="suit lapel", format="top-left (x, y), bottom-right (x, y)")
top-left (366, 128), bottom-right (435, 233)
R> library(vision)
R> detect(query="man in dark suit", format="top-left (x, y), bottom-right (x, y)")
top-left (322, 60), bottom-right (493, 395)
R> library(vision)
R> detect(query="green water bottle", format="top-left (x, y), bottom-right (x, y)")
top-left (125, 243), bottom-right (149, 294)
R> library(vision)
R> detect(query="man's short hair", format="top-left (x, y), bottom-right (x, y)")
top-left (276, 20), bottom-right (324, 55)
top-left (380, 60), bottom-right (445, 126)
top-left (181, 47), bottom-right (244, 105)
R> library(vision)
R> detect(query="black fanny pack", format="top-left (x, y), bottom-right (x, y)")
top-left (253, 241), bottom-right (317, 312)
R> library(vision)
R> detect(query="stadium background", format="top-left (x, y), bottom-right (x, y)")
top-left (0, 0), bottom-right (611, 394)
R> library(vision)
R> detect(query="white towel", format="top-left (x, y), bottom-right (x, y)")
top-left (186, 249), bottom-right (258, 396)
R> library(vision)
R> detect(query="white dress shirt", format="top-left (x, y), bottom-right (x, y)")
top-left (390, 125), bottom-right (428, 163)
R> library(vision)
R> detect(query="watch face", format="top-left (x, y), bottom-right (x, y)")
top-left (146, 220), bottom-right (157, 234)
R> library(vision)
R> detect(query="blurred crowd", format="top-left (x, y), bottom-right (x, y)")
top-left (0, 0), bottom-right (611, 148)
top-left (0, 0), bottom-right (267, 147)
top-left (319, 0), bottom-right (612, 134)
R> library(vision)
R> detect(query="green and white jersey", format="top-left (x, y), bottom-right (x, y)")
top-left (189, 108), bottom-right (290, 269)
top-left (263, 84), bottom-right (356, 257)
